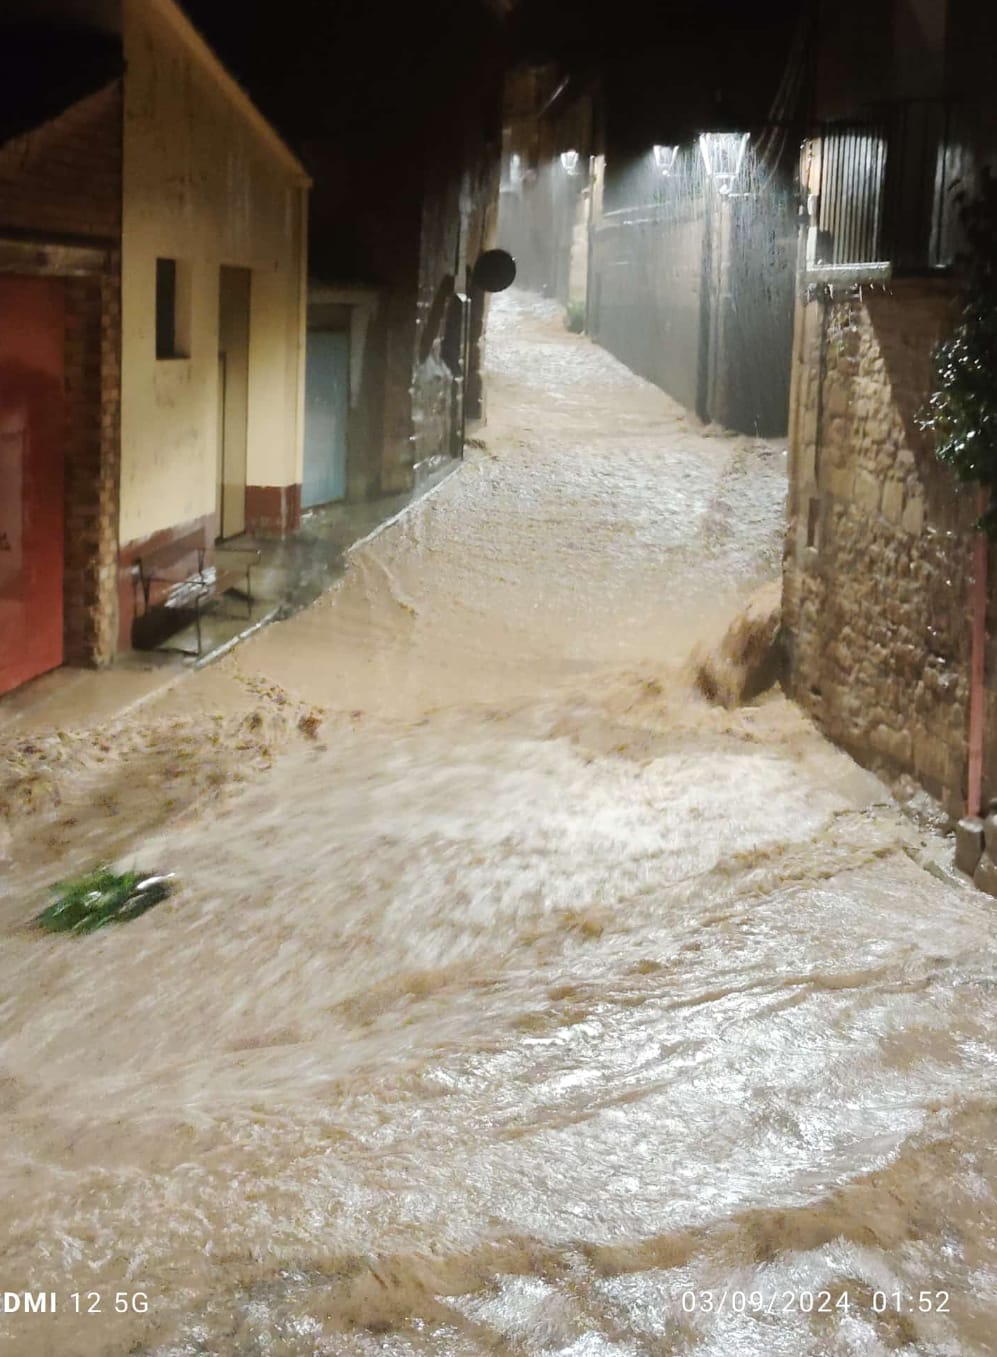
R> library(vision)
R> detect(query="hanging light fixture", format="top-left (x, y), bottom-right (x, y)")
top-left (652, 144), bottom-right (679, 176)
top-left (560, 149), bottom-right (580, 175)
top-left (698, 132), bottom-right (750, 194)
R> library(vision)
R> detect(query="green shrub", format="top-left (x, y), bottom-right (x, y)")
top-left (920, 170), bottom-right (997, 535)
top-left (565, 299), bottom-right (586, 333)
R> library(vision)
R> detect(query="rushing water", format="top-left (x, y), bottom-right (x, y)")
top-left (1, 294), bottom-right (995, 1356)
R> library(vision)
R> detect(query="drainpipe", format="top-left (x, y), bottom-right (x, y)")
top-left (813, 285), bottom-right (829, 487)
top-left (460, 265), bottom-right (473, 458)
top-left (696, 183), bottom-right (714, 423)
top-left (967, 485), bottom-right (988, 817)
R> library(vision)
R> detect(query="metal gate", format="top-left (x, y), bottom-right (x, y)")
top-left (303, 330), bottom-right (349, 509)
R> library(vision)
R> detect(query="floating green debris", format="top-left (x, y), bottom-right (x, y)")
top-left (35, 866), bottom-right (175, 935)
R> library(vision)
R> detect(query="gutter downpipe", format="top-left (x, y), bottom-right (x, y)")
top-left (967, 484), bottom-right (988, 817)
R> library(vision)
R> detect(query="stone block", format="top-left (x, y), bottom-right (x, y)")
top-left (853, 469), bottom-right (881, 512)
top-left (827, 417), bottom-right (848, 453)
top-left (881, 478), bottom-right (904, 525)
top-left (870, 723), bottom-right (912, 765)
top-left (826, 466), bottom-right (853, 501)
top-left (974, 850), bottom-right (997, 898)
top-left (984, 812), bottom-right (997, 860)
top-left (956, 817), bottom-right (985, 877)
top-left (914, 732), bottom-right (953, 789)
top-left (824, 382), bottom-right (850, 417)
top-left (901, 494), bottom-right (924, 537)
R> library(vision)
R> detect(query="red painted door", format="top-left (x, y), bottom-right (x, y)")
top-left (0, 276), bottom-right (65, 696)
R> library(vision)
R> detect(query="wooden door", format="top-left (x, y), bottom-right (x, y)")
top-left (0, 276), bottom-right (65, 696)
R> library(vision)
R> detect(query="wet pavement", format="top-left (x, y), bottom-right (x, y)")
top-left (0, 465), bottom-right (461, 740)
top-left (0, 292), bottom-right (995, 1357)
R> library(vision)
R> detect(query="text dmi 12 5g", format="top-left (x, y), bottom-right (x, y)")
top-left (0, 1291), bottom-right (149, 1314)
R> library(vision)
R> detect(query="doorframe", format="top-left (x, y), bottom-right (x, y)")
top-left (307, 284), bottom-right (378, 412)
top-left (302, 325), bottom-right (351, 510)
top-left (216, 350), bottom-right (227, 531)
top-left (217, 265), bottom-right (252, 540)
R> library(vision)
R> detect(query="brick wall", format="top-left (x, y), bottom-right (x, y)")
top-left (63, 264), bottom-right (121, 666)
top-left (783, 278), bottom-right (985, 814)
top-left (0, 83), bottom-right (122, 242)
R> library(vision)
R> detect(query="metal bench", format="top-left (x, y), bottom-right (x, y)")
top-left (133, 530), bottom-right (260, 657)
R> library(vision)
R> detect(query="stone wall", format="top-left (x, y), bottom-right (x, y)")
top-left (590, 204), bottom-right (706, 417)
top-left (783, 277), bottom-right (985, 814)
top-left (587, 162), bottom-right (794, 436)
top-left (497, 70), bottom-right (595, 311)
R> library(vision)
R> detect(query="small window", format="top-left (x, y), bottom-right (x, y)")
top-left (156, 258), bottom-right (191, 359)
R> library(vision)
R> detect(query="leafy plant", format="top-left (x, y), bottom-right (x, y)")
top-left (920, 169), bottom-right (997, 535)
top-left (565, 299), bottom-right (586, 334)
top-left (35, 866), bottom-right (174, 935)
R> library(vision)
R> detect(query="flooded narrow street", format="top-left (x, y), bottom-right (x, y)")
top-left (1, 294), bottom-right (995, 1356)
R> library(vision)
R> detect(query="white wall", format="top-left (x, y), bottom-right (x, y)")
top-left (119, 0), bottom-right (308, 546)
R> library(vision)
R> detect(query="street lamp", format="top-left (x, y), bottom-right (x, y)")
top-left (652, 144), bottom-right (678, 176)
top-left (698, 131), bottom-right (749, 194)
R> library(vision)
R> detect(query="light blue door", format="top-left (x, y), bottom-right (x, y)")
top-left (303, 330), bottom-right (349, 507)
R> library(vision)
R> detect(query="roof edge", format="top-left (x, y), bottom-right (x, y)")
top-left (145, 0), bottom-right (312, 187)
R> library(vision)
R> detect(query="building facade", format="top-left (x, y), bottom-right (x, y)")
top-left (241, 0), bottom-right (507, 506)
top-left (783, 0), bottom-right (997, 815)
top-left (116, 0), bottom-right (309, 650)
top-left (0, 0), bottom-right (310, 694)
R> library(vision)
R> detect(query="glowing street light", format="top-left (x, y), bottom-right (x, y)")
top-left (560, 149), bottom-right (580, 175)
top-left (652, 144), bottom-right (678, 176)
top-left (698, 131), bottom-right (749, 194)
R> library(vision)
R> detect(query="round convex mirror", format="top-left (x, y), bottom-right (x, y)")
top-left (472, 249), bottom-right (517, 293)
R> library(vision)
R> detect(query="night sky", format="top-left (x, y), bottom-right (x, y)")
top-left (182, 0), bottom-right (805, 151)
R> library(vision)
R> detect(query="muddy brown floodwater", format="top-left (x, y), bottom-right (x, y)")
top-left (1, 292), bottom-right (995, 1357)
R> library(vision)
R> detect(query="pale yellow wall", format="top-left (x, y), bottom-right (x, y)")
top-left (119, 0), bottom-right (308, 546)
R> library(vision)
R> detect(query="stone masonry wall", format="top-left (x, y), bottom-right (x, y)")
top-left (784, 278), bottom-right (982, 815)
